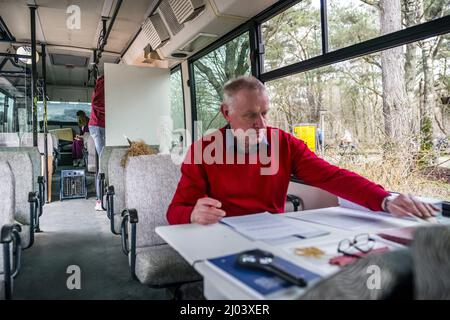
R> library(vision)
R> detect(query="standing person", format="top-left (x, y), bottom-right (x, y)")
top-left (89, 75), bottom-right (106, 211)
top-left (72, 110), bottom-right (89, 167)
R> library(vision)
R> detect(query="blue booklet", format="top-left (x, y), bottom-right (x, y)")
top-left (207, 251), bottom-right (321, 298)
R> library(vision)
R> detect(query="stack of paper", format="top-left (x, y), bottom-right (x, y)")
top-left (220, 212), bottom-right (327, 241)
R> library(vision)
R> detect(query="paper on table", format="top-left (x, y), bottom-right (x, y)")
top-left (289, 207), bottom-right (406, 230)
top-left (220, 212), bottom-right (327, 241)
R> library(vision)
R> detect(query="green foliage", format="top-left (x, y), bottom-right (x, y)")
top-left (193, 32), bottom-right (250, 134)
top-left (170, 69), bottom-right (185, 131)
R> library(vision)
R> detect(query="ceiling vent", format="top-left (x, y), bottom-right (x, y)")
top-left (168, 0), bottom-right (205, 24)
top-left (142, 13), bottom-right (170, 50)
top-left (158, 0), bottom-right (184, 36)
top-left (50, 54), bottom-right (88, 68)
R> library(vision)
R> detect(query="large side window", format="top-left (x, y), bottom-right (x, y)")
top-left (262, 0), bottom-right (321, 72)
top-left (266, 33), bottom-right (450, 199)
top-left (170, 66), bottom-right (186, 131)
top-left (192, 32), bottom-right (251, 135)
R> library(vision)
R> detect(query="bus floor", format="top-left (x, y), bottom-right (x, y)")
top-left (13, 166), bottom-right (171, 300)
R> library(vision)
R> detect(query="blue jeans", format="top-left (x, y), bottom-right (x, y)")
top-left (89, 125), bottom-right (105, 200)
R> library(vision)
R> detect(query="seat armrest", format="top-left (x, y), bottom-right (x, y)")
top-left (25, 192), bottom-right (39, 249)
top-left (286, 194), bottom-right (305, 212)
top-left (1, 224), bottom-right (22, 300)
top-left (106, 185), bottom-right (120, 235)
top-left (121, 209), bottom-right (138, 280)
top-left (99, 173), bottom-right (106, 211)
top-left (37, 176), bottom-right (45, 217)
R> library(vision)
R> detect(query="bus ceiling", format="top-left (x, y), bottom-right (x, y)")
top-left (0, 0), bottom-right (278, 88)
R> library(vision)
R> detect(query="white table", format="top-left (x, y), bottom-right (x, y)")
top-left (156, 207), bottom-right (428, 300)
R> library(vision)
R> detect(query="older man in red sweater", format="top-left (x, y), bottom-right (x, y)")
top-left (167, 76), bottom-right (439, 225)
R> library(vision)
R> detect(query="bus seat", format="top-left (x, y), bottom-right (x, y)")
top-left (106, 148), bottom-right (128, 234)
top-left (0, 153), bottom-right (38, 249)
top-left (82, 133), bottom-right (97, 173)
top-left (121, 154), bottom-right (201, 288)
top-left (21, 132), bottom-right (58, 169)
top-left (49, 128), bottom-right (73, 142)
top-left (0, 133), bottom-right (20, 147)
top-left (0, 161), bottom-right (22, 300)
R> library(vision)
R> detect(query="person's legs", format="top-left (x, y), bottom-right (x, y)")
top-left (89, 125), bottom-right (106, 210)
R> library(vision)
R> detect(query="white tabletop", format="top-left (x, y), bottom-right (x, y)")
top-left (156, 206), bottom-right (429, 300)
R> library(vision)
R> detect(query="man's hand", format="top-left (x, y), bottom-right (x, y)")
top-left (190, 197), bottom-right (226, 225)
top-left (384, 193), bottom-right (441, 219)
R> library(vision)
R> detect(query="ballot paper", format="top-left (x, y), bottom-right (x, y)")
top-left (220, 212), bottom-right (327, 241)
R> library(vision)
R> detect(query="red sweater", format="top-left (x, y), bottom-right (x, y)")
top-left (89, 76), bottom-right (105, 128)
top-left (167, 126), bottom-right (389, 225)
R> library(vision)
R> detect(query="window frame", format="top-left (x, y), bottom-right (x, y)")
top-left (185, 0), bottom-right (450, 188)
top-left (169, 64), bottom-right (187, 131)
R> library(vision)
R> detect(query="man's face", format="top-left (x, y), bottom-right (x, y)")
top-left (221, 89), bottom-right (270, 148)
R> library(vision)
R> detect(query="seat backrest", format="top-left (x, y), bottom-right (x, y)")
top-left (0, 161), bottom-right (15, 275)
top-left (0, 147), bottom-right (41, 192)
top-left (108, 148), bottom-right (128, 215)
top-left (100, 146), bottom-right (128, 185)
top-left (0, 133), bottom-right (20, 147)
top-left (20, 133), bottom-right (55, 154)
top-left (411, 226), bottom-right (450, 299)
top-left (49, 128), bottom-right (73, 142)
top-left (0, 152), bottom-right (33, 224)
top-left (87, 134), bottom-right (97, 173)
top-left (125, 154), bottom-right (181, 248)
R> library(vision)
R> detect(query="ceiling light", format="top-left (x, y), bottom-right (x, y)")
top-left (16, 46), bottom-right (39, 64)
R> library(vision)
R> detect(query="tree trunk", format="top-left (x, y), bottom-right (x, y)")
top-left (403, 0), bottom-right (419, 136)
top-left (418, 0), bottom-right (436, 164)
top-left (380, 0), bottom-right (410, 152)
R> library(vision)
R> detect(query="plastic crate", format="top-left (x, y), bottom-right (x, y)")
top-left (60, 169), bottom-right (87, 200)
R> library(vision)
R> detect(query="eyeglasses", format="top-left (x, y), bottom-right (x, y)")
top-left (337, 234), bottom-right (376, 258)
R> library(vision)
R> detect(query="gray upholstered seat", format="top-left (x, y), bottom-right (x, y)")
top-left (108, 148), bottom-right (128, 234)
top-left (20, 132), bottom-right (55, 155)
top-left (85, 133), bottom-right (97, 173)
top-left (124, 154), bottom-right (201, 287)
top-left (135, 245), bottom-right (200, 286)
top-left (0, 147), bottom-right (41, 188)
top-left (100, 146), bottom-right (127, 185)
top-left (0, 153), bottom-right (35, 248)
top-left (0, 133), bottom-right (20, 147)
top-left (0, 161), bottom-right (16, 300)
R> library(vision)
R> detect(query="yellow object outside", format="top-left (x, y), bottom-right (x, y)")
top-left (293, 124), bottom-right (316, 152)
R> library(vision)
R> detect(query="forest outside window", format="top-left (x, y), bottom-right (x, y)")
top-left (192, 32), bottom-right (251, 135)
top-left (170, 66), bottom-right (186, 131)
top-left (261, 0), bottom-right (321, 73)
top-left (266, 34), bottom-right (450, 200)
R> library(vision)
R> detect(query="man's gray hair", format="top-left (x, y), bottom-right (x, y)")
top-left (222, 76), bottom-right (267, 111)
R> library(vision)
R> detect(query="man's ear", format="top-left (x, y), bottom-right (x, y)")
top-left (221, 103), bottom-right (231, 122)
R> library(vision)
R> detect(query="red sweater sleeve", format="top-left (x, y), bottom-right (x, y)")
top-left (289, 135), bottom-right (389, 211)
top-left (166, 146), bottom-right (208, 225)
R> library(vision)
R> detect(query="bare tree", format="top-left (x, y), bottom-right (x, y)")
top-left (380, 0), bottom-right (411, 152)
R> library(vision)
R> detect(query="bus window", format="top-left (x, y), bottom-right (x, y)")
top-left (192, 32), bottom-right (251, 135)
